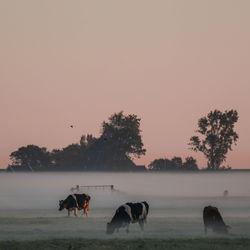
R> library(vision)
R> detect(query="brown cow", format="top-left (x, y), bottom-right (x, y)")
top-left (203, 206), bottom-right (231, 234)
top-left (59, 193), bottom-right (91, 216)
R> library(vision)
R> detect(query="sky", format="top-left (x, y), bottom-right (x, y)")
top-left (0, 0), bottom-right (250, 169)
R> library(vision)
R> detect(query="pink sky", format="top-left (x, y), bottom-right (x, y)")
top-left (1, 0), bottom-right (250, 169)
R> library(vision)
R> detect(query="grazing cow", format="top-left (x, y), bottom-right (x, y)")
top-left (59, 193), bottom-right (91, 216)
top-left (203, 206), bottom-right (231, 234)
top-left (106, 201), bottom-right (149, 234)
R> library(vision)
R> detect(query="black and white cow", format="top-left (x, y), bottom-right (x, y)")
top-left (203, 205), bottom-right (231, 234)
top-left (59, 193), bottom-right (91, 216)
top-left (106, 201), bottom-right (149, 234)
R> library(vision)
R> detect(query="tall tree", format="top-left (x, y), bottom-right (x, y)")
top-left (101, 111), bottom-right (146, 158)
top-left (189, 109), bottom-right (239, 170)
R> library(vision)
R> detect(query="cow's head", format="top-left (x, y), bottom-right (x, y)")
top-left (58, 200), bottom-right (66, 211)
top-left (106, 222), bottom-right (115, 235)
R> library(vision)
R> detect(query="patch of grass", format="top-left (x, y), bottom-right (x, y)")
top-left (0, 238), bottom-right (250, 250)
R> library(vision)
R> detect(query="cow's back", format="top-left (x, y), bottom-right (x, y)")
top-left (75, 194), bottom-right (88, 207)
top-left (126, 202), bottom-right (148, 223)
top-left (204, 206), bottom-right (223, 223)
top-left (203, 206), bottom-right (228, 234)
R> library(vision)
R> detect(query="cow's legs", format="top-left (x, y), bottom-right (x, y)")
top-left (84, 207), bottom-right (88, 216)
top-left (81, 209), bottom-right (87, 216)
top-left (139, 220), bottom-right (144, 231)
top-left (68, 209), bottom-right (70, 216)
top-left (84, 202), bottom-right (89, 216)
top-left (204, 225), bottom-right (207, 234)
top-left (126, 224), bottom-right (130, 234)
top-left (74, 207), bottom-right (78, 216)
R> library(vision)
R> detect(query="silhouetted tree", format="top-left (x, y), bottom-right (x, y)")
top-left (7, 111), bottom-right (147, 171)
top-left (51, 144), bottom-right (82, 170)
top-left (189, 109), bottom-right (239, 170)
top-left (148, 156), bottom-right (198, 171)
top-left (10, 145), bottom-right (51, 171)
top-left (148, 158), bottom-right (169, 171)
top-left (101, 111), bottom-right (146, 159)
top-left (183, 157), bottom-right (198, 170)
top-left (51, 134), bottom-right (97, 170)
top-left (80, 134), bottom-right (97, 149)
top-left (171, 157), bottom-right (183, 170)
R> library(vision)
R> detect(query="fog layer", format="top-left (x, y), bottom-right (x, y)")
top-left (0, 172), bottom-right (249, 240)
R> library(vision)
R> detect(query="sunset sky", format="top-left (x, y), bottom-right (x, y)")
top-left (1, 0), bottom-right (250, 169)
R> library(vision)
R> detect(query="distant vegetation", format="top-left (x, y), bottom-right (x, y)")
top-left (6, 109), bottom-right (239, 172)
top-left (148, 156), bottom-right (198, 171)
top-left (7, 112), bottom-right (146, 172)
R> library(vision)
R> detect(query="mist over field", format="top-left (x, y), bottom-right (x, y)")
top-left (0, 172), bottom-right (250, 240)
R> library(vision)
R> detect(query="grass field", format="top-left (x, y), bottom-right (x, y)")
top-left (1, 173), bottom-right (249, 249)
top-left (1, 238), bottom-right (250, 250)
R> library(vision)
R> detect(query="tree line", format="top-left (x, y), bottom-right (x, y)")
top-left (7, 109), bottom-right (239, 171)
top-left (9, 135), bottom-right (97, 171)
top-left (7, 112), bottom-right (146, 171)
top-left (148, 156), bottom-right (198, 171)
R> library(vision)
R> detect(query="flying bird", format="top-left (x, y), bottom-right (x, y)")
top-left (70, 125), bottom-right (73, 128)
